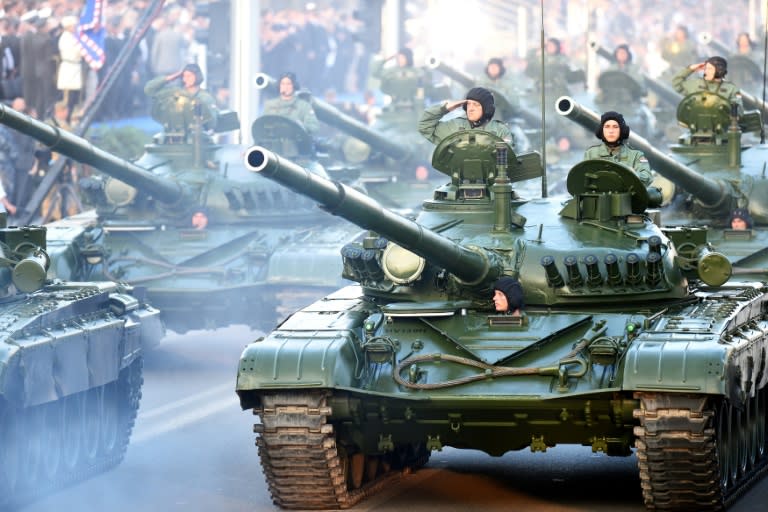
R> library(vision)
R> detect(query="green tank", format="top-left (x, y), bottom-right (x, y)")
top-left (237, 133), bottom-right (768, 510)
top-left (557, 95), bottom-right (768, 278)
top-left (0, 102), bottom-right (361, 333)
top-left (0, 210), bottom-right (163, 508)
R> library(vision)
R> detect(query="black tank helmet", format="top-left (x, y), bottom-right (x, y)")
top-left (485, 57), bottom-right (506, 79)
top-left (183, 63), bottom-right (204, 85)
top-left (493, 276), bottom-right (524, 312)
top-left (729, 207), bottom-right (753, 229)
top-left (279, 71), bottom-right (299, 91)
top-left (464, 87), bottom-right (495, 126)
top-left (706, 56), bottom-right (728, 79)
top-left (595, 110), bottom-right (630, 144)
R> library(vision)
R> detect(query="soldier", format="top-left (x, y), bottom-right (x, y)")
top-left (672, 56), bottom-right (743, 111)
top-left (729, 208), bottom-right (753, 230)
top-left (144, 63), bottom-right (218, 136)
top-left (418, 87), bottom-right (512, 145)
top-left (584, 111), bottom-right (653, 187)
top-left (492, 276), bottom-right (523, 316)
top-left (369, 47), bottom-right (435, 110)
top-left (262, 72), bottom-right (320, 135)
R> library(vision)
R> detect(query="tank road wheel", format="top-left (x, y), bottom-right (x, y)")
top-left (365, 455), bottom-right (380, 482)
top-left (756, 388), bottom-right (767, 459)
top-left (0, 404), bottom-right (22, 496)
top-left (19, 406), bottom-right (45, 484)
top-left (82, 388), bottom-right (102, 462)
top-left (99, 381), bottom-right (121, 456)
top-left (253, 392), bottom-right (406, 509)
top-left (717, 401), bottom-right (737, 490)
top-left (61, 393), bottom-right (84, 472)
top-left (735, 400), bottom-right (750, 476)
top-left (41, 400), bottom-right (64, 482)
top-left (349, 452), bottom-right (365, 489)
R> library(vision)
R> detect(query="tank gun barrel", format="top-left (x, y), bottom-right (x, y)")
top-left (426, 56), bottom-right (476, 88)
top-left (589, 41), bottom-right (616, 63)
top-left (556, 96), bottom-right (731, 208)
top-left (698, 32), bottom-right (732, 58)
top-left (0, 104), bottom-right (184, 205)
top-left (309, 99), bottom-right (411, 161)
top-left (245, 146), bottom-right (496, 285)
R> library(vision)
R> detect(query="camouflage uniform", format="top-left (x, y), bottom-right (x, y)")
top-left (583, 142), bottom-right (653, 186)
top-left (418, 102), bottom-right (512, 146)
top-left (262, 96), bottom-right (320, 135)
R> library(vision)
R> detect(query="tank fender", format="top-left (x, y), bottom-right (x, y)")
top-left (237, 330), bottom-right (360, 408)
top-left (0, 295), bottom-right (154, 408)
top-left (623, 307), bottom-right (768, 405)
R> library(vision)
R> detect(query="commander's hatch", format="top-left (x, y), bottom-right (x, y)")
top-left (431, 130), bottom-right (543, 201)
top-left (560, 159), bottom-right (650, 222)
top-left (251, 115), bottom-right (315, 159)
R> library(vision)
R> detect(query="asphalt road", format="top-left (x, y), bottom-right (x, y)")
top-left (17, 325), bottom-right (768, 512)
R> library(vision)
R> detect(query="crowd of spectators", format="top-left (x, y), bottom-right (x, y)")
top-left (0, 0), bottom-right (213, 212)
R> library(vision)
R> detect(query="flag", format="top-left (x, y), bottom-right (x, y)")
top-left (77, 0), bottom-right (106, 70)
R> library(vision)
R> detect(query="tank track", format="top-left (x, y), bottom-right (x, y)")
top-left (253, 391), bottom-right (423, 509)
top-left (0, 357), bottom-right (143, 509)
top-left (634, 388), bottom-right (768, 511)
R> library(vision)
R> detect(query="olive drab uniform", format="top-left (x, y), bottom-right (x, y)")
top-left (671, 67), bottom-right (743, 111)
top-left (144, 76), bottom-right (218, 137)
top-left (583, 142), bottom-right (653, 186)
top-left (418, 102), bottom-right (512, 146)
top-left (262, 95), bottom-right (320, 135)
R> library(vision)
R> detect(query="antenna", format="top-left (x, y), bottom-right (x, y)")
top-left (539, 0), bottom-right (548, 198)
top-left (762, 11), bottom-right (767, 143)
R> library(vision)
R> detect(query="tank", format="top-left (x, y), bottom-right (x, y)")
top-left (557, 95), bottom-right (768, 278)
top-left (0, 102), bottom-right (363, 333)
top-left (0, 210), bottom-right (163, 508)
top-left (237, 134), bottom-right (768, 510)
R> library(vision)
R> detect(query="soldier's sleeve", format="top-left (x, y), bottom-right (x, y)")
top-left (144, 76), bottom-right (169, 97)
top-left (671, 67), bottom-right (693, 95)
top-left (418, 102), bottom-right (449, 144)
top-left (301, 101), bottom-right (320, 135)
top-left (632, 151), bottom-right (653, 186)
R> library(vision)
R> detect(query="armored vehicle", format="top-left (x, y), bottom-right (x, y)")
top-left (557, 95), bottom-right (768, 278)
top-left (0, 211), bottom-right (163, 508)
top-left (237, 133), bottom-right (768, 510)
top-left (0, 101), bottom-right (361, 333)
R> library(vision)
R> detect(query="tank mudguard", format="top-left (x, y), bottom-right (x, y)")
top-left (622, 288), bottom-right (768, 405)
top-left (236, 329), bottom-right (360, 392)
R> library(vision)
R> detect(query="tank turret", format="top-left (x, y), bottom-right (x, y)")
top-left (557, 95), bottom-right (768, 276)
top-left (235, 131), bottom-right (768, 512)
top-left (0, 100), bottom-right (361, 333)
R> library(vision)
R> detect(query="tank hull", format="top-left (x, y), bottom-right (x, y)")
top-left (0, 281), bottom-right (162, 508)
top-left (239, 281), bottom-right (768, 510)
